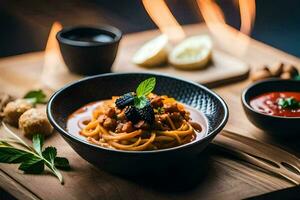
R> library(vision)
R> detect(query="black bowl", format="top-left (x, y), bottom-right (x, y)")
top-left (242, 79), bottom-right (300, 136)
top-left (56, 25), bottom-right (122, 76)
top-left (47, 73), bottom-right (228, 175)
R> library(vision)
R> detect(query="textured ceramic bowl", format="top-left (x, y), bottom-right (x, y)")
top-left (47, 73), bottom-right (228, 175)
top-left (56, 25), bottom-right (122, 75)
top-left (242, 79), bottom-right (300, 136)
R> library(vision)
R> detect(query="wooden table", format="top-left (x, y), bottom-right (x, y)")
top-left (0, 24), bottom-right (299, 200)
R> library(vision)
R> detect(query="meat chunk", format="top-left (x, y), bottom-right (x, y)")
top-left (117, 111), bottom-right (126, 122)
top-left (134, 120), bottom-right (150, 130)
top-left (103, 117), bottom-right (117, 130)
top-left (103, 106), bottom-right (116, 118)
top-left (163, 103), bottom-right (179, 113)
top-left (121, 121), bottom-right (134, 133)
top-left (115, 123), bottom-right (124, 133)
top-left (115, 122), bottom-right (134, 133)
top-left (169, 112), bottom-right (182, 122)
top-left (97, 114), bottom-right (107, 123)
top-left (19, 108), bottom-right (53, 138)
top-left (150, 96), bottom-right (163, 108)
top-left (3, 99), bottom-right (33, 127)
top-left (153, 120), bottom-right (170, 131)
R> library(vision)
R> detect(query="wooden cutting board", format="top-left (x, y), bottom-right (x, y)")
top-left (113, 28), bottom-right (249, 87)
top-left (0, 23), bottom-right (299, 200)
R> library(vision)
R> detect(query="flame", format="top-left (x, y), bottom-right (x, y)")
top-left (238, 0), bottom-right (256, 35)
top-left (41, 22), bottom-right (80, 90)
top-left (45, 22), bottom-right (62, 52)
top-left (197, 0), bottom-right (256, 56)
top-left (142, 0), bottom-right (185, 42)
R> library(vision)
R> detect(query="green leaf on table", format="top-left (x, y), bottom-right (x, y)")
top-left (42, 147), bottom-right (57, 165)
top-left (0, 128), bottom-right (70, 184)
top-left (24, 89), bottom-right (47, 105)
top-left (19, 156), bottom-right (45, 174)
top-left (54, 157), bottom-right (71, 170)
top-left (32, 134), bottom-right (44, 155)
top-left (136, 77), bottom-right (156, 97)
top-left (0, 147), bottom-right (31, 163)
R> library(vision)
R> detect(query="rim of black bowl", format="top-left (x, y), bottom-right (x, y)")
top-left (47, 72), bottom-right (229, 154)
top-left (242, 78), bottom-right (300, 119)
top-left (56, 25), bottom-right (122, 47)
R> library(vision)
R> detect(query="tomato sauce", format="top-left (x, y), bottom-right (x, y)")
top-left (250, 92), bottom-right (300, 117)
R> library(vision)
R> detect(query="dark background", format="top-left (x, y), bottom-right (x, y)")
top-left (0, 0), bottom-right (299, 58)
top-left (0, 0), bottom-right (300, 199)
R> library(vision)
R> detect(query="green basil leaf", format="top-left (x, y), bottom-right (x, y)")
top-left (278, 97), bottom-right (300, 109)
top-left (278, 98), bottom-right (287, 108)
top-left (24, 90), bottom-right (47, 104)
top-left (42, 147), bottom-right (57, 165)
top-left (19, 157), bottom-right (45, 174)
top-left (54, 157), bottom-right (71, 171)
top-left (136, 77), bottom-right (156, 97)
top-left (134, 95), bottom-right (148, 109)
top-left (0, 147), bottom-right (31, 163)
top-left (32, 134), bottom-right (44, 155)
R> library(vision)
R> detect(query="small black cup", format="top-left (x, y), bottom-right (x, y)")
top-left (56, 25), bottom-right (122, 75)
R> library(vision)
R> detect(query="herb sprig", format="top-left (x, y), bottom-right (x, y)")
top-left (134, 77), bottom-right (156, 109)
top-left (24, 89), bottom-right (47, 105)
top-left (278, 97), bottom-right (300, 109)
top-left (0, 122), bottom-right (70, 184)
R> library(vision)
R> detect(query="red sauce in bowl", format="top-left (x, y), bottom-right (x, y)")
top-left (250, 92), bottom-right (300, 117)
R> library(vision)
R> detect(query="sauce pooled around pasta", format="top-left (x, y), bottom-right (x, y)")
top-left (67, 78), bottom-right (206, 151)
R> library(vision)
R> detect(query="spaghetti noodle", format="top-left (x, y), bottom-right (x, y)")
top-left (76, 94), bottom-right (200, 151)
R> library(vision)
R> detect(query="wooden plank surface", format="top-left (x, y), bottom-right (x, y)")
top-left (0, 24), bottom-right (299, 200)
top-left (114, 37), bottom-right (249, 87)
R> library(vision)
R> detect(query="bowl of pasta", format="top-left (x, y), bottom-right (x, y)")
top-left (47, 73), bottom-right (228, 175)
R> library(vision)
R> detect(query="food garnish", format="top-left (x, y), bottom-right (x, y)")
top-left (124, 106), bottom-right (140, 123)
top-left (278, 97), bottom-right (300, 109)
top-left (115, 92), bottom-right (135, 109)
top-left (132, 35), bottom-right (169, 67)
top-left (0, 122), bottom-right (70, 184)
top-left (116, 77), bottom-right (156, 124)
top-left (168, 35), bottom-right (212, 70)
top-left (135, 77), bottom-right (156, 108)
top-left (24, 89), bottom-right (47, 105)
top-left (138, 102), bottom-right (155, 123)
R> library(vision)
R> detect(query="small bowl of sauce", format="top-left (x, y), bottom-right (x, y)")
top-left (57, 25), bottom-right (122, 75)
top-left (250, 91), bottom-right (300, 118)
top-left (242, 79), bottom-right (300, 136)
